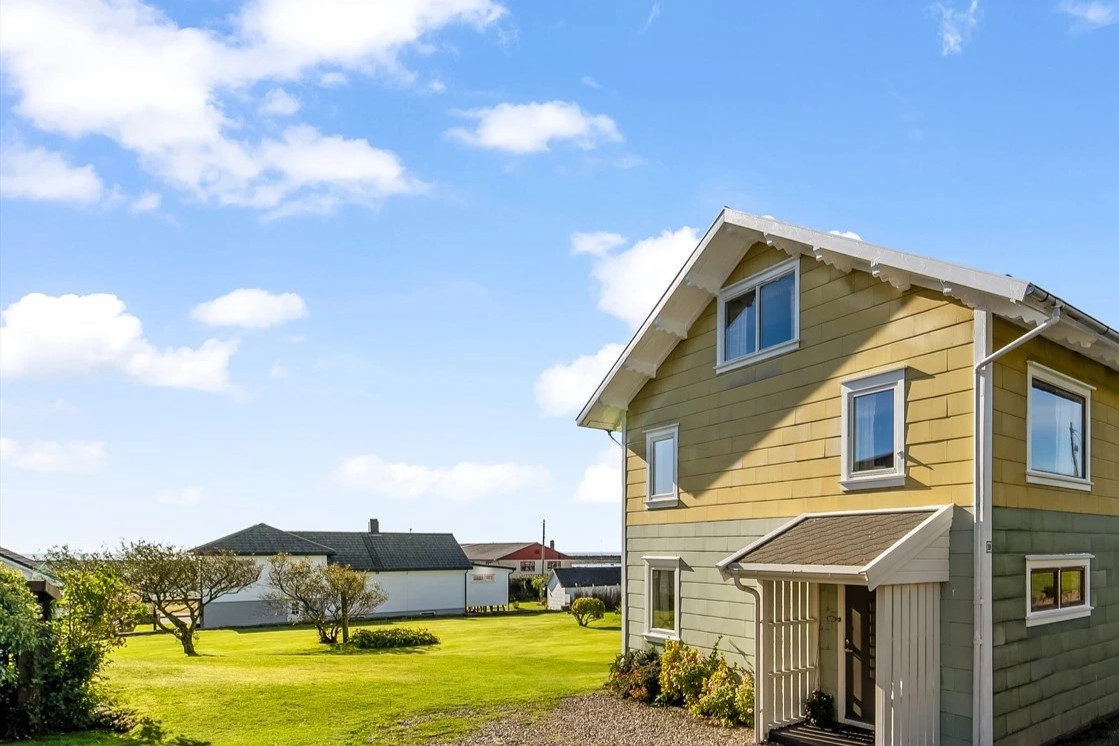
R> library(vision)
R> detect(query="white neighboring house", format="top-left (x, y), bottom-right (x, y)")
top-left (546, 566), bottom-right (622, 611)
top-left (466, 564), bottom-right (513, 608)
top-left (194, 519), bottom-right (475, 628)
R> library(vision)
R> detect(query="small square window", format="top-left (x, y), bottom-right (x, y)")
top-left (519, 561), bottom-right (536, 572)
top-left (645, 425), bottom-right (679, 508)
top-left (1027, 363), bottom-right (1093, 491)
top-left (840, 368), bottom-right (906, 491)
top-left (1026, 555), bottom-right (1092, 626)
top-left (716, 259), bottom-right (800, 372)
top-left (643, 557), bottom-right (680, 640)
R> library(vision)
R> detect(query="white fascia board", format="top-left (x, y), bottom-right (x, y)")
top-left (862, 504), bottom-right (954, 589)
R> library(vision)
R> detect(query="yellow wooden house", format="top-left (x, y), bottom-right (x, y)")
top-left (577, 209), bottom-right (1118, 746)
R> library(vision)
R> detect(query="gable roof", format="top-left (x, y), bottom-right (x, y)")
top-left (195, 525), bottom-right (472, 572)
top-left (194, 523), bottom-right (336, 557)
top-left (459, 542), bottom-right (535, 561)
top-left (578, 209), bottom-right (1119, 430)
top-left (552, 566), bottom-right (621, 588)
top-left (717, 505), bottom-right (954, 590)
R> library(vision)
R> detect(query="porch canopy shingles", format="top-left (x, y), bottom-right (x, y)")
top-left (717, 505), bottom-right (954, 589)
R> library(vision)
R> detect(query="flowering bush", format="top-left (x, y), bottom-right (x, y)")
top-left (803, 689), bottom-right (834, 727)
top-left (688, 659), bottom-right (742, 726)
top-left (657, 639), bottom-right (721, 707)
top-left (733, 672), bottom-right (756, 728)
top-left (349, 627), bottom-right (439, 650)
top-left (606, 648), bottom-right (661, 704)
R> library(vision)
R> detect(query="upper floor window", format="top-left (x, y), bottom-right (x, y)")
top-left (1026, 554), bottom-right (1092, 627)
top-left (645, 424), bottom-right (679, 509)
top-left (840, 368), bottom-right (906, 491)
top-left (519, 560), bottom-right (535, 572)
top-left (716, 258), bottom-right (800, 373)
top-left (1027, 362), bottom-right (1092, 492)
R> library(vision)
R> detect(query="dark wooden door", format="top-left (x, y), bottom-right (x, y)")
top-left (843, 585), bottom-right (876, 727)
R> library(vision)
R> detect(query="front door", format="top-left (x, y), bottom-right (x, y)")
top-left (843, 585), bottom-right (876, 727)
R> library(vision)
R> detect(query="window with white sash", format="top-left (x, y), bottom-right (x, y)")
top-left (840, 368), bottom-right (906, 491)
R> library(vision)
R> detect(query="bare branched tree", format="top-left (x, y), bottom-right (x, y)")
top-left (266, 555), bottom-right (387, 643)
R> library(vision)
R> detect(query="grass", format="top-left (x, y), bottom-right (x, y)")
top-left (38, 606), bottom-right (620, 746)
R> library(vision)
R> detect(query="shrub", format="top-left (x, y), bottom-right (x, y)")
top-left (606, 648), bottom-right (661, 704)
top-left (733, 672), bottom-right (756, 728)
top-left (570, 597), bottom-right (606, 627)
top-left (349, 627), bottom-right (439, 650)
top-left (689, 659), bottom-right (742, 726)
top-left (657, 639), bottom-right (720, 707)
top-left (803, 689), bottom-right (834, 727)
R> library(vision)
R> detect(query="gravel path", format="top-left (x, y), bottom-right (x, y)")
top-left (437, 692), bottom-right (755, 746)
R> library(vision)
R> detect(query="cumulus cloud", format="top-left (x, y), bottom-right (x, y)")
top-left (130, 191), bottom-right (161, 213)
top-left (579, 227), bottom-right (699, 328)
top-left (535, 343), bottom-right (624, 417)
top-left (192, 289), bottom-right (307, 329)
top-left (260, 88), bottom-right (300, 116)
top-left (0, 292), bottom-right (237, 391)
top-left (1057, 1), bottom-right (1119, 30)
top-left (828, 229), bottom-right (863, 240)
top-left (574, 445), bottom-right (622, 503)
top-left (570, 231), bottom-right (626, 258)
top-left (155, 486), bottom-right (203, 506)
top-left (0, 143), bottom-right (103, 203)
top-left (269, 362), bottom-right (288, 378)
top-left (0, 437), bottom-right (107, 474)
top-left (0, 0), bottom-right (503, 215)
top-left (333, 454), bottom-right (549, 500)
top-left (935, 0), bottom-right (981, 55)
top-left (446, 101), bottom-right (622, 154)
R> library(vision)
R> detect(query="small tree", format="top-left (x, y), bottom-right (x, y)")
top-left (44, 548), bottom-right (145, 647)
top-left (120, 541), bottom-right (260, 655)
top-left (323, 564), bottom-right (387, 644)
top-left (570, 596), bottom-right (605, 627)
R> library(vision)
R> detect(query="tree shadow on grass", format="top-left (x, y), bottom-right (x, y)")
top-left (105, 719), bottom-right (211, 746)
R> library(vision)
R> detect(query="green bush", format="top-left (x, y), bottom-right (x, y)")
top-left (803, 689), bottom-right (833, 727)
top-left (688, 659), bottom-right (742, 726)
top-left (733, 672), bottom-right (756, 728)
top-left (349, 627), bottom-right (439, 650)
top-left (605, 647), bottom-right (661, 704)
top-left (570, 597), bottom-right (606, 627)
top-left (657, 638), bottom-right (720, 707)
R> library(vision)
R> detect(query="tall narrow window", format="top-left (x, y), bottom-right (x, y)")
top-left (840, 368), bottom-right (906, 491)
top-left (1026, 554), bottom-right (1092, 626)
top-left (716, 259), bottom-right (800, 372)
top-left (643, 556), bottom-right (680, 640)
top-left (645, 425), bottom-right (679, 508)
top-left (1027, 363), bottom-right (1092, 491)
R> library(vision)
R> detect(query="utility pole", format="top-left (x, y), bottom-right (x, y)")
top-left (540, 519), bottom-right (546, 578)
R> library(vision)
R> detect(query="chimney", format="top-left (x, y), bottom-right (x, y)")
top-left (549, 540), bottom-right (555, 550)
top-left (368, 518), bottom-right (380, 533)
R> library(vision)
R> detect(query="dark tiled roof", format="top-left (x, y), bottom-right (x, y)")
top-left (739, 511), bottom-right (933, 567)
top-left (552, 566), bottom-right (621, 588)
top-left (290, 531), bottom-right (473, 572)
top-left (194, 524), bottom-right (336, 556)
top-left (460, 542), bottom-right (533, 561)
top-left (0, 546), bottom-right (40, 572)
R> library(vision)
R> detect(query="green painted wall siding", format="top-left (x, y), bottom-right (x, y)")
top-left (992, 507), bottom-right (1119, 746)
top-left (941, 507), bottom-right (977, 746)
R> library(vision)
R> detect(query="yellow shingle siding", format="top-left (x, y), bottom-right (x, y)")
top-left (991, 317), bottom-right (1119, 516)
top-left (625, 243), bottom-right (976, 527)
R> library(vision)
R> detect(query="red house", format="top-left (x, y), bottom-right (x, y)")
top-left (459, 541), bottom-right (573, 577)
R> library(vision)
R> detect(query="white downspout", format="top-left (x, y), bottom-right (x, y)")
top-left (611, 411), bottom-right (628, 654)
top-left (734, 574), bottom-right (764, 744)
top-left (972, 307), bottom-right (1061, 746)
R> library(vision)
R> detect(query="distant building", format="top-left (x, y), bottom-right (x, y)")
top-left (546, 566), bottom-right (621, 611)
top-left (568, 552), bottom-right (622, 567)
top-left (459, 541), bottom-right (573, 578)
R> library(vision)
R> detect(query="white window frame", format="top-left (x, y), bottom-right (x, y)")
top-left (642, 555), bottom-right (681, 641)
top-left (715, 258), bottom-right (801, 374)
top-left (839, 367), bottom-right (907, 491)
top-left (1025, 554), bottom-right (1093, 627)
top-left (645, 424), bottom-right (679, 509)
top-left (1026, 362), bottom-right (1093, 492)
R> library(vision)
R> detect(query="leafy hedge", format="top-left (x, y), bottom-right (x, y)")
top-left (606, 647), bottom-right (661, 704)
top-left (349, 627), bottom-right (439, 650)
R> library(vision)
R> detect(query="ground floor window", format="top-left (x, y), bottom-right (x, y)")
top-left (643, 556), bottom-right (680, 640)
top-left (1026, 554), bottom-right (1092, 626)
top-left (519, 561), bottom-right (535, 572)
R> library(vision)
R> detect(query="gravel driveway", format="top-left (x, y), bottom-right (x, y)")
top-left (437, 692), bottom-right (755, 746)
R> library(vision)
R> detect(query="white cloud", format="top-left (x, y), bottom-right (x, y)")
top-left (580, 75), bottom-right (601, 89)
top-left (641, 2), bottom-right (661, 32)
top-left (269, 362), bottom-right (288, 378)
top-left (1057, 1), bottom-right (1119, 30)
top-left (574, 445), bottom-right (622, 503)
top-left (446, 101), bottom-right (622, 154)
top-left (191, 289), bottom-right (307, 329)
top-left (155, 486), bottom-right (202, 506)
top-left (535, 343), bottom-right (623, 417)
top-left (0, 0), bottom-right (503, 215)
top-left (0, 292), bottom-right (237, 392)
top-left (260, 88), bottom-right (300, 116)
top-left (318, 71), bottom-right (347, 87)
top-left (828, 229), bottom-right (863, 241)
top-left (935, 0), bottom-right (981, 55)
top-left (0, 437), bottom-right (107, 474)
top-left (333, 454), bottom-right (549, 500)
top-left (581, 227), bottom-right (699, 328)
top-left (0, 143), bottom-right (103, 203)
top-left (130, 190), bottom-right (161, 213)
top-left (570, 231), bottom-right (627, 258)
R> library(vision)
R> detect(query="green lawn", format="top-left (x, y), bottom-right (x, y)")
top-left (39, 607), bottom-right (620, 746)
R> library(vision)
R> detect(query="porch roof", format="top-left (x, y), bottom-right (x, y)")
top-left (717, 505), bottom-right (954, 590)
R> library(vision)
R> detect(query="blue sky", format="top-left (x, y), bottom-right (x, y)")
top-left (1, 0), bottom-right (1116, 554)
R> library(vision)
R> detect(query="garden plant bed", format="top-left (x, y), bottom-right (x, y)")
top-left (437, 692), bottom-right (755, 746)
